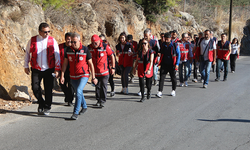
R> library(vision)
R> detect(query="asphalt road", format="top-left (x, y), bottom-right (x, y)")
top-left (1, 56), bottom-right (250, 150)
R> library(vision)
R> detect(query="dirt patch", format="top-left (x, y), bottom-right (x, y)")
top-left (0, 98), bottom-right (32, 114)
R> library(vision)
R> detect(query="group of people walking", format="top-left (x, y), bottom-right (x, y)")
top-left (24, 23), bottom-right (240, 120)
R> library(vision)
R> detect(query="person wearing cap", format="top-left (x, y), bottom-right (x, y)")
top-left (60, 33), bottom-right (97, 120)
top-left (58, 32), bottom-right (74, 106)
top-left (88, 34), bottom-right (115, 107)
top-left (171, 30), bottom-right (180, 43)
top-left (156, 32), bottom-right (180, 97)
top-left (127, 34), bottom-right (138, 83)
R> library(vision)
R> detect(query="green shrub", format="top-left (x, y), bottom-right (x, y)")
top-left (30, 0), bottom-right (75, 10)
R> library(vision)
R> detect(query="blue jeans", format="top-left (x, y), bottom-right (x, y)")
top-left (199, 60), bottom-right (212, 85)
top-left (216, 59), bottom-right (229, 79)
top-left (153, 64), bottom-right (159, 80)
top-left (187, 60), bottom-right (192, 79)
top-left (179, 61), bottom-right (190, 83)
top-left (71, 77), bottom-right (88, 115)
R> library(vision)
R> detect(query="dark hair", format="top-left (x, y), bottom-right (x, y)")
top-left (160, 33), bottom-right (165, 36)
top-left (118, 32), bottom-right (127, 43)
top-left (164, 32), bottom-right (171, 38)
top-left (99, 34), bottom-right (106, 39)
top-left (194, 34), bottom-right (198, 37)
top-left (221, 33), bottom-right (227, 36)
top-left (127, 34), bottom-right (133, 41)
top-left (39, 23), bottom-right (49, 31)
top-left (139, 38), bottom-right (151, 51)
top-left (232, 38), bottom-right (239, 45)
top-left (65, 32), bottom-right (73, 39)
top-left (172, 30), bottom-right (178, 34)
top-left (198, 32), bottom-right (203, 36)
top-left (188, 33), bottom-right (192, 38)
top-left (204, 29), bottom-right (211, 33)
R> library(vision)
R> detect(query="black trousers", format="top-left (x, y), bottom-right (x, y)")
top-left (139, 77), bottom-right (152, 99)
top-left (158, 64), bottom-right (177, 92)
top-left (108, 74), bottom-right (115, 92)
top-left (59, 70), bottom-right (74, 103)
top-left (230, 54), bottom-right (237, 72)
top-left (31, 68), bottom-right (54, 110)
top-left (193, 60), bottom-right (198, 79)
top-left (96, 75), bottom-right (109, 103)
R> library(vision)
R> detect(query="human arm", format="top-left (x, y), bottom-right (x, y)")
top-left (60, 58), bottom-right (68, 84)
top-left (226, 43), bottom-right (231, 60)
top-left (175, 44), bottom-right (180, 70)
top-left (147, 53), bottom-right (154, 75)
top-left (24, 39), bottom-right (31, 75)
top-left (53, 39), bottom-right (60, 78)
top-left (87, 59), bottom-right (98, 85)
top-left (133, 55), bottom-right (138, 75)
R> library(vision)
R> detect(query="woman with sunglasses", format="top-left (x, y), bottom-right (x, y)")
top-left (116, 32), bottom-right (134, 94)
top-left (230, 38), bottom-right (240, 73)
top-left (133, 38), bottom-right (154, 102)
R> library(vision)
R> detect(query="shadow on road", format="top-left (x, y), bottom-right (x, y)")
top-left (197, 119), bottom-right (250, 123)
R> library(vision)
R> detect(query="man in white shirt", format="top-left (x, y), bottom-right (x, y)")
top-left (198, 30), bottom-right (216, 88)
top-left (24, 23), bottom-right (60, 115)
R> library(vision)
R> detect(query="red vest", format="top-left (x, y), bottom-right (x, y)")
top-left (30, 36), bottom-right (56, 70)
top-left (66, 44), bottom-right (90, 79)
top-left (217, 41), bottom-right (230, 60)
top-left (59, 43), bottom-right (65, 68)
top-left (89, 43), bottom-right (113, 77)
top-left (116, 42), bottom-right (133, 67)
top-left (158, 44), bottom-right (177, 69)
top-left (178, 42), bottom-right (189, 61)
top-left (137, 50), bottom-right (154, 78)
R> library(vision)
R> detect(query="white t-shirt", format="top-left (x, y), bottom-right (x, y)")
top-left (200, 39), bottom-right (216, 61)
top-left (231, 44), bottom-right (240, 54)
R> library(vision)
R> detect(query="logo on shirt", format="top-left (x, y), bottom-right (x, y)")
top-left (100, 53), bottom-right (104, 57)
top-left (79, 57), bottom-right (83, 61)
top-left (68, 56), bottom-right (72, 62)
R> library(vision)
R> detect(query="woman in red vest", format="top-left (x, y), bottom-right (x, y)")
top-left (116, 32), bottom-right (134, 94)
top-left (133, 38), bottom-right (154, 102)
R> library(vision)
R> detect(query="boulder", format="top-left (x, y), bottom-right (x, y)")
top-left (8, 85), bottom-right (30, 101)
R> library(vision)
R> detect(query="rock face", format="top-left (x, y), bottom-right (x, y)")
top-left (241, 19), bottom-right (250, 55)
top-left (8, 85), bottom-right (30, 101)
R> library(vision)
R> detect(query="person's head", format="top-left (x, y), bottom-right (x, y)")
top-left (141, 38), bottom-right (150, 51)
top-left (204, 30), bottom-right (211, 40)
top-left (99, 34), bottom-right (106, 42)
top-left (118, 32), bottom-right (127, 44)
top-left (172, 30), bottom-right (178, 39)
top-left (127, 34), bottom-right (133, 43)
top-left (194, 34), bottom-right (198, 40)
top-left (65, 32), bottom-right (72, 47)
top-left (210, 31), bottom-right (214, 37)
top-left (71, 33), bottom-right (81, 50)
top-left (188, 33), bottom-right (192, 41)
top-left (144, 28), bottom-right (152, 40)
top-left (221, 33), bottom-right (227, 41)
top-left (38, 23), bottom-right (50, 38)
top-left (160, 33), bottom-right (165, 41)
top-left (91, 34), bottom-right (101, 48)
top-left (181, 33), bottom-right (188, 42)
top-left (198, 32), bottom-right (203, 39)
top-left (232, 38), bottom-right (239, 44)
top-left (164, 32), bottom-right (171, 43)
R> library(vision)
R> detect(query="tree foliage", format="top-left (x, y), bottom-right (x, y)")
top-left (134, 0), bottom-right (180, 22)
top-left (30, 0), bottom-right (75, 10)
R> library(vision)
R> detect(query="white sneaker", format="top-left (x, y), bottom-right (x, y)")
top-left (200, 79), bottom-right (204, 83)
top-left (137, 91), bottom-right (141, 96)
top-left (156, 91), bottom-right (162, 98)
top-left (171, 90), bottom-right (176, 96)
top-left (184, 81), bottom-right (188, 87)
top-left (192, 79), bottom-right (198, 83)
top-left (180, 83), bottom-right (184, 87)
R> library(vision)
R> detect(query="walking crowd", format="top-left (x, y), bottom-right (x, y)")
top-left (24, 23), bottom-right (241, 120)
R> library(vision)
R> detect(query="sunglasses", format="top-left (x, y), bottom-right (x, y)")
top-left (42, 31), bottom-right (50, 34)
top-left (142, 42), bottom-right (148, 45)
top-left (71, 41), bottom-right (77, 44)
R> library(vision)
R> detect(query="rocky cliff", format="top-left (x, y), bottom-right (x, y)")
top-left (241, 19), bottom-right (250, 55)
top-left (0, 0), bottom-right (218, 106)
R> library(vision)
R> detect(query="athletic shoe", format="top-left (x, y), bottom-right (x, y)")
top-left (71, 114), bottom-right (78, 120)
top-left (110, 91), bottom-right (115, 97)
top-left (137, 91), bottom-right (141, 96)
top-left (171, 90), bottom-right (176, 96)
top-left (232, 71), bottom-right (235, 73)
top-left (37, 108), bottom-right (43, 115)
top-left (120, 88), bottom-right (124, 94)
top-left (184, 81), bottom-right (188, 87)
top-left (200, 79), bottom-right (204, 83)
top-left (223, 78), bottom-right (227, 81)
top-left (139, 97), bottom-right (145, 102)
top-left (129, 77), bottom-right (134, 83)
top-left (192, 79), bottom-right (198, 83)
top-left (156, 91), bottom-right (162, 98)
top-left (79, 108), bottom-right (87, 115)
top-left (147, 92), bottom-right (151, 99)
top-left (124, 88), bottom-right (128, 95)
top-left (100, 102), bottom-right (105, 107)
top-left (215, 78), bottom-right (219, 82)
top-left (180, 83), bottom-right (184, 87)
top-left (203, 84), bottom-right (208, 88)
top-left (43, 109), bottom-right (50, 116)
